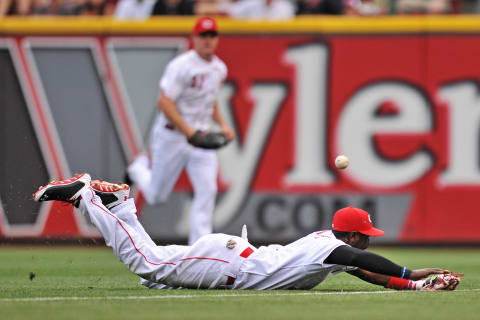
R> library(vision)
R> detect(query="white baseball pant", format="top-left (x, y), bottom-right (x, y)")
top-left (128, 121), bottom-right (218, 245)
top-left (78, 188), bottom-right (252, 289)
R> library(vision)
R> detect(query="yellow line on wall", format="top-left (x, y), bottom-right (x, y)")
top-left (1, 16), bottom-right (480, 35)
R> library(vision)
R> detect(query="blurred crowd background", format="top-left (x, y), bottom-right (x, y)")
top-left (1, 0), bottom-right (480, 19)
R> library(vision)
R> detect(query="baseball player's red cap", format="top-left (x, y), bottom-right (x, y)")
top-left (193, 17), bottom-right (218, 35)
top-left (332, 206), bottom-right (384, 237)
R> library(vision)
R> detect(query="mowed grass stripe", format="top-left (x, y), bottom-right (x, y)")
top-left (2, 288), bottom-right (479, 303)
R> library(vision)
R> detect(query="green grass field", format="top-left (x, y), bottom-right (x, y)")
top-left (1, 246), bottom-right (479, 320)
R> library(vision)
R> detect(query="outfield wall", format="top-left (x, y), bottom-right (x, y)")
top-left (1, 17), bottom-right (480, 243)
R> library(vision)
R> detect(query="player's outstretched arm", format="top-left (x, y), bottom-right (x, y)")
top-left (326, 245), bottom-right (462, 290)
top-left (347, 269), bottom-right (390, 286)
top-left (409, 268), bottom-right (450, 280)
top-left (349, 269), bottom-right (462, 291)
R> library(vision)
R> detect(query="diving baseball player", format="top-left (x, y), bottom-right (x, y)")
top-left (126, 16), bottom-right (235, 245)
top-left (33, 173), bottom-right (462, 291)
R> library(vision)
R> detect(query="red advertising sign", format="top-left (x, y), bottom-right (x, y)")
top-left (213, 35), bottom-right (480, 242)
top-left (1, 32), bottom-right (480, 242)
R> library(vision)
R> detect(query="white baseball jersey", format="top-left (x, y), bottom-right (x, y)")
top-left (79, 189), bottom-right (353, 290)
top-left (233, 231), bottom-right (352, 290)
top-left (158, 49), bottom-right (227, 131)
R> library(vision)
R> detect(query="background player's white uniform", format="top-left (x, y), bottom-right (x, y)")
top-left (128, 49), bottom-right (228, 245)
top-left (78, 188), bottom-right (351, 290)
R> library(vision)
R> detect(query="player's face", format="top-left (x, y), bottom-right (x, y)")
top-left (348, 232), bottom-right (370, 250)
top-left (354, 233), bottom-right (370, 250)
top-left (193, 32), bottom-right (219, 60)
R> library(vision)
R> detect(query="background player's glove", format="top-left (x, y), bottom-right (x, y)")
top-left (414, 273), bottom-right (462, 291)
top-left (187, 130), bottom-right (230, 149)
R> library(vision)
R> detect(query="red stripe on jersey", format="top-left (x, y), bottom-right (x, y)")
top-left (240, 247), bottom-right (254, 258)
top-left (180, 257), bottom-right (230, 264)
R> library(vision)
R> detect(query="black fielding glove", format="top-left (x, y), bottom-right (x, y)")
top-left (187, 130), bottom-right (230, 149)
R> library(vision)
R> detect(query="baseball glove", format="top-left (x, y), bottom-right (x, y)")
top-left (187, 130), bottom-right (230, 149)
top-left (417, 273), bottom-right (463, 291)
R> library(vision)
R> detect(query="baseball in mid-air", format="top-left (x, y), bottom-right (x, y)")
top-left (335, 155), bottom-right (349, 169)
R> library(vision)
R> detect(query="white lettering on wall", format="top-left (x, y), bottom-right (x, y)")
top-left (284, 44), bottom-right (334, 185)
top-left (439, 82), bottom-right (480, 185)
top-left (338, 82), bottom-right (433, 187)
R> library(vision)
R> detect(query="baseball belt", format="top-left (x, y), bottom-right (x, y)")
top-left (225, 247), bottom-right (254, 286)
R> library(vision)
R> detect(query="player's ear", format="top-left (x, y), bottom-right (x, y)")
top-left (346, 232), bottom-right (356, 243)
top-left (351, 232), bottom-right (363, 244)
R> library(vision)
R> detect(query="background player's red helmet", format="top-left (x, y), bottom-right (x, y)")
top-left (332, 206), bottom-right (384, 237)
top-left (193, 17), bottom-right (219, 35)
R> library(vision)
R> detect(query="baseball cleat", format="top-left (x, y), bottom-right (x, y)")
top-left (33, 173), bottom-right (91, 203)
top-left (90, 180), bottom-right (130, 209)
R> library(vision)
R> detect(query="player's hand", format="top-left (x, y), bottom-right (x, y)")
top-left (185, 127), bottom-right (197, 139)
top-left (220, 124), bottom-right (235, 141)
top-left (409, 268), bottom-right (451, 280)
top-left (444, 274), bottom-right (463, 290)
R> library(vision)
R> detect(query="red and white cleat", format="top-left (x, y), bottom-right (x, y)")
top-left (33, 173), bottom-right (91, 203)
top-left (90, 180), bottom-right (130, 209)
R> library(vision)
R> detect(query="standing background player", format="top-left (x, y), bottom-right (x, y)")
top-left (127, 17), bottom-right (235, 245)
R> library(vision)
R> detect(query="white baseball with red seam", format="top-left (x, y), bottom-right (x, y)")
top-left (335, 155), bottom-right (349, 169)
